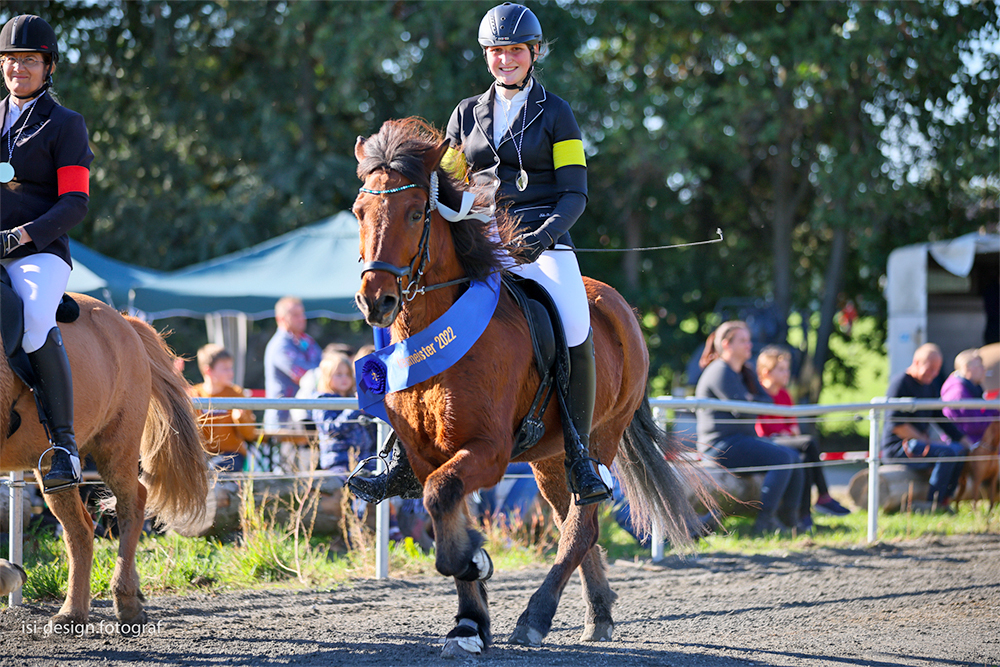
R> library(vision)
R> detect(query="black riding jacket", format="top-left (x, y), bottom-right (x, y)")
top-left (1, 91), bottom-right (93, 267)
top-left (445, 80), bottom-right (587, 248)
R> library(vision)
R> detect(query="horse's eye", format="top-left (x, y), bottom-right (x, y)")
top-left (409, 209), bottom-right (424, 224)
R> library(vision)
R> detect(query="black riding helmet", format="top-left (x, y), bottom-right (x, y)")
top-left (0, 14), bottom-right (59, 99)
top-left (478, 3), bottom-right (542, 91)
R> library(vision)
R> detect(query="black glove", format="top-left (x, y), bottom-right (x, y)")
top-left (1, 228), bottom-right (22, 258)
top-left (515, 230), bottom-right (551, 264)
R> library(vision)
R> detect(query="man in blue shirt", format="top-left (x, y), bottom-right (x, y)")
top-left (263, 296), bottom-right (322, 432)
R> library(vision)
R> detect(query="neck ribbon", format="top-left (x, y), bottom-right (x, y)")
top-left (355, 271), bottom-right (501, 422)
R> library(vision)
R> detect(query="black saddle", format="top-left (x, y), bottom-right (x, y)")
top-left (1, 264), bottom-right (80, 437)
top-left (502, 274), bottom-right (571, 459)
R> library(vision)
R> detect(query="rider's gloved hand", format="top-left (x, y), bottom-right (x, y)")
top-left (515, 230), bottom-right (553, 264)
top-left (1, 228), bottom-right (23, 258)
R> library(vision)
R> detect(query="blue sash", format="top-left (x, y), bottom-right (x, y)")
top-left (355, 273), bottom-right (501, 422)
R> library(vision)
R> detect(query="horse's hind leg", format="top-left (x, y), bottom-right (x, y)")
top-left (95, 444), bottom-right (149, 627)
top-left (579, 545), bottom-right (617, 641)
top-left (41, 478), bottom-right (94, 625)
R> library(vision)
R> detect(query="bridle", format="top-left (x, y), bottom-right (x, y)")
top-left (357, 177), bottom-right (471, 302)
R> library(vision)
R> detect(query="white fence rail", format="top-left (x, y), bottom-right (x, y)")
top-left (6, 395), bottom-right (997, 606)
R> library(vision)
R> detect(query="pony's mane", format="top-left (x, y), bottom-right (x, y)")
top-left (357, 117), bottom-right (517, 282)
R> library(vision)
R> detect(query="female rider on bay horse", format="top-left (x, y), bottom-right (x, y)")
top-left (350, 2), bottom-right (612, 506)
top-left (1, 15), bottom-right (92, 493)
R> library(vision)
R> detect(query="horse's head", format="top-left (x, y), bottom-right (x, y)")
top-left (353, 118), bottom-right (510, 329)
top-left (353, 129), bottom-right (449, 328)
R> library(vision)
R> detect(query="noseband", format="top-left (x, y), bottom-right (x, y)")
top-left (358, 177), bottom-right (471, 301)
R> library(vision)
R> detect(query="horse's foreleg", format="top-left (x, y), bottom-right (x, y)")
top-left (423, 447), bottom-right (499, 580)
top-left (512, 458), bottom-right (601, 647)
top-left (423, 446), bottom-right (501, 656)
top-left (41, 478), bottom-right (94, 626)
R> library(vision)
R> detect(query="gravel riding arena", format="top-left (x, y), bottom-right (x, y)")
top-left (1, 533), bottom-right (997, 666)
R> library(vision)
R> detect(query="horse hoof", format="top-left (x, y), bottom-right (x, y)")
top-left (509, 625), bottom-right (544, 647)
top-left (49, 613), bottom-right (87, 634)
top-left (582, 622), bottom-right (614, 642)
top-left (441, 637), bottom-right (483, 658)
top-left (118, 610), bottom-right (149, 634)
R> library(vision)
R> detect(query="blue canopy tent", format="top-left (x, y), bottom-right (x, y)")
top-left (129, 212), bottom-right (363, 321)
top-left (129, 212), bottom-right (365, 385)
top-left (66, 240), bottom-right (163, 309)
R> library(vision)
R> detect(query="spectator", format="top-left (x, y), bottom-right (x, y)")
top-left (263, 296), bottom-right (322, 470)
top-left (940, 348), bottom-right (998, 442)
top-left (882, 343), bottom-right (973, 511)
top-left (755, 347), bottom-right (850, 524)
top-left (310, 354), bottom-right (375, 473)
top-left (188, 344), bottom-right (257, 473)
top-left (695, 321), bottom-right (805, 535)
top-left (292, 342), bottom-right (355, 424)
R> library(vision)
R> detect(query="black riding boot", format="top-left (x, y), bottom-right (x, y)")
top-left (28, 327), bottom-right (82, 493)
top-left (564, 330), bottom-right (612, 505)
top-left (347, 435), bottom-right (424, 504)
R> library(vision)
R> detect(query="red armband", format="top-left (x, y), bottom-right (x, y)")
top-left (57, 165), bottom-right (90, 196)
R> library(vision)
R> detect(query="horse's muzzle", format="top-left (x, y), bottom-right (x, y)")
top-left (355, 288), bottom-right (399, 328)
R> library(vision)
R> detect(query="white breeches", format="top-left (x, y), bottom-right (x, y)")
top-left (2, 253), bottom-right (71, 353)
top-left (503, 245), bottom-right (591, 347)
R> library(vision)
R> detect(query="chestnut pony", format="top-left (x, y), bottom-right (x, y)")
top-left (354, 118), bottom-right (698, 656)
top-left (0, 294), bottom-right (208, 629)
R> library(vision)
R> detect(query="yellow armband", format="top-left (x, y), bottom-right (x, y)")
top-left (552, 139), bottom-right (586, 170)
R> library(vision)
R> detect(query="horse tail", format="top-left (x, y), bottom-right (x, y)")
top-left (127, 317), bottom-right (209, 526)
top-left (616, 394), bottom-right (711, 547)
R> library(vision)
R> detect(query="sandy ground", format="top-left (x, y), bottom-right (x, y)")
top-left (0, 532), bottom-right (997, 667)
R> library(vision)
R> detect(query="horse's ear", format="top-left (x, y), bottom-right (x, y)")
top-left (425, 139), bottom-right (451, 173)
top-left (355, 136), bottom-right (367, 164)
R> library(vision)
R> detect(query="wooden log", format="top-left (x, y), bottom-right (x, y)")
top-left (847, 465), bottom-right (930, 512)
top-left (685, 461), bottom-right (763, 517)
top-left (168, 476), bottom-right (347, 538)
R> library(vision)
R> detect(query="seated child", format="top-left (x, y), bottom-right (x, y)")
top-left (188, 344), bottom-right (258, 473)
top-left (310, 354), bottom-right (376, 473)
top-left (755, 346), bottom-right (850, 519)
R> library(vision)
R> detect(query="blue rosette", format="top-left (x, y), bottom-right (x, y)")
top-left (360, 358), bottom-right (388, 395)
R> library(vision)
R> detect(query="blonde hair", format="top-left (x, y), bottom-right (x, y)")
top-left (953, 348), bottom-right (981, 374)
top-left (196, 343), bottom-right (231, 371)
top-left (317, 353), bottom-right (355, 396)
top-left (756, 345), bottom-right (791, 375)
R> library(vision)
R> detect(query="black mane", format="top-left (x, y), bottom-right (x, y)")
top-left (357, 118), bottom-right (515, 283)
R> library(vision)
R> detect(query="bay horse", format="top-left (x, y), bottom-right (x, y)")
top-left (0, 294), bottom-right (208, 628)
top-left (353, 118), bottom-right (700, 657)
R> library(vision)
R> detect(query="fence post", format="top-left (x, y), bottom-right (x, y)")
top-left (374, 420), bottom-right (390, 579)
top-left (8, 471), bottom-right (24, 607)
top-left (867, 398), bottom-right (885, 544)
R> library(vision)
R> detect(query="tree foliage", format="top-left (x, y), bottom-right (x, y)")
top-left (4, 0), bottom-right (996, 394)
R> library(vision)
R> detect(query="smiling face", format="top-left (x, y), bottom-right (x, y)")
top-left (1, 51), bottom-right (49, 103)
top-left (486, 43), bottom-right (534, 90)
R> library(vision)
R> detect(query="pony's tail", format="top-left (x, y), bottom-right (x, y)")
top-left (126, 317), bottom-right (209, 527)
top-left (615, 394), bottom-right (713, 547)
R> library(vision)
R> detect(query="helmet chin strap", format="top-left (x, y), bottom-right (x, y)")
top-left (496, 64), bottom-right (533, 91)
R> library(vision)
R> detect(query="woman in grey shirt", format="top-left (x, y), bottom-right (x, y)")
top-left (695, 321), bottom-right (804, 535)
